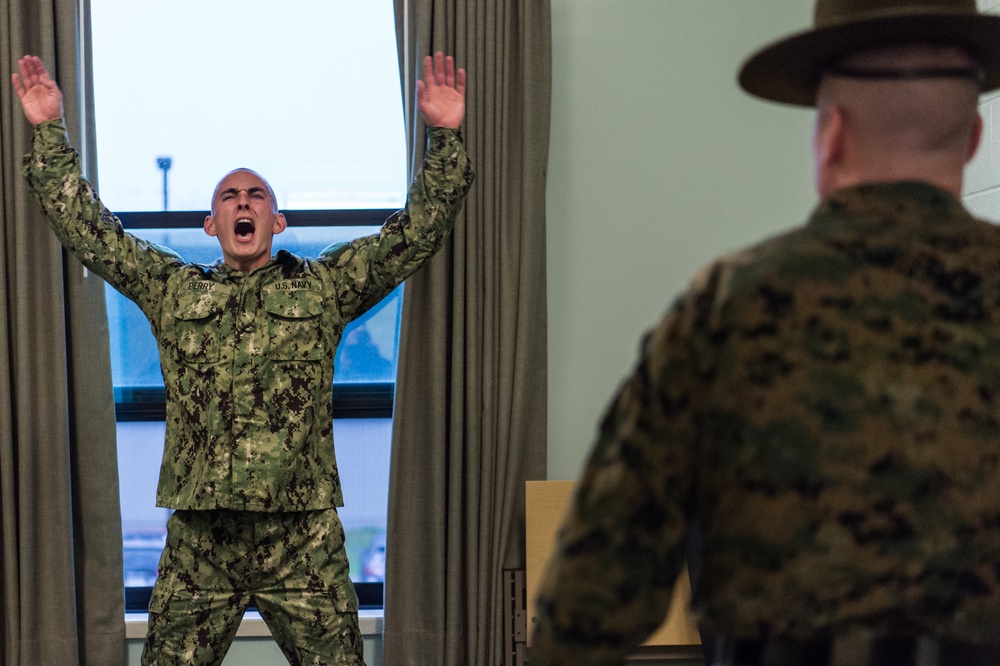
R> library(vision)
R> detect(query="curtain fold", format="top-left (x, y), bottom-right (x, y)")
top-left (386, 1), bottom-right (551, 663)
top-left (1, 1), bottom-right (124, 664)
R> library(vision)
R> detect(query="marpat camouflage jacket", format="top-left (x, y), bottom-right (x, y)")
top-left (533, 182), bottom-right (1000, 664)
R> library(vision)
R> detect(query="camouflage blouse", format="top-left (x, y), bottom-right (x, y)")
top-left (23, 120), bottom-right (474, 512)
top-left (533, 182), bottom-right (1000, 663)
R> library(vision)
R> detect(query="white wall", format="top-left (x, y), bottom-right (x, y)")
top-left (965, 2), bottom-right (1000, 216)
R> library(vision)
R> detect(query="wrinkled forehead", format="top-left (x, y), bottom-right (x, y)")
top-left (211, 168), bottom-right (277, 207)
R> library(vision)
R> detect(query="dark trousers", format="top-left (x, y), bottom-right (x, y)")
top-left (708, 634), bottom-right (1000, 666)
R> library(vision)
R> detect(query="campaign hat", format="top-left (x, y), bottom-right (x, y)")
top-left (738, 0), bottom-right (1000, 106)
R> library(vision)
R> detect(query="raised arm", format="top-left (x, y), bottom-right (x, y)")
top-left (417, 51), bottom-right (466, 129)
top-left (318, 53), bottom-right (474, 320)
top-left (12, 55), bottom-right (64, 126)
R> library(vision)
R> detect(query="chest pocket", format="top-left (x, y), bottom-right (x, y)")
top-left (169, 285), bottom-right (230, 364)
top-left (263, 286), bottom-right (326, 361)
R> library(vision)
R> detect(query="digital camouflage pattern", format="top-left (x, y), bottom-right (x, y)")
top-left (144, 508), bottom-right (362, 665)
top-left (23, 119), bottom-right (474, 511)
top-left (532, 182), bottom-right (1000, 665)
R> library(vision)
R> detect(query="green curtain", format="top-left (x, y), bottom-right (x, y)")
top-left (0, 1), bottom-right (124, 664)
top-left (386, 0), bottom-right (551, 663)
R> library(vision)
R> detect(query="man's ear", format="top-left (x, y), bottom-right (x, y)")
top-left (273, 212), bottom-right (287, 235)
top-left (204, 215), bottom-right (218, 237)
top-left (966, 112), bottom-right (984, 163)
top-left (817, 104), bottom-right (845, 171)
top-left (814, 103), bottom-right (846, 198)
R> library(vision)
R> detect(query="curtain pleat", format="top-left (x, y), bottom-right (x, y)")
top-left (0, 1), bottom-right (124, 664)
top-left (386, 1), bottom-right (551, 663)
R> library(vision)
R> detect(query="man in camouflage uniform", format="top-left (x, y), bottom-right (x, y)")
top-left (532, 2), bottom-right (1000, 665)
top-left (12, 52), bottom-right (473, 665)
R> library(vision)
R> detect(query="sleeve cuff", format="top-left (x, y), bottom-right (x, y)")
top-left (427, 125), bottom-right (463, 144)
top-left (32, 118), bottom-right (71, 150)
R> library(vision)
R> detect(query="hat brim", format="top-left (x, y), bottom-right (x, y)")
top-left (738, 13), bottom-right (1000, 106)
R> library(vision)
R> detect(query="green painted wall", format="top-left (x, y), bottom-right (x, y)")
top-left (546, 1), bottom-right (816, 480)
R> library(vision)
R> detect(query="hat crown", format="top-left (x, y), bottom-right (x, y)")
top-left (815, 0), bottom-right (979, 27)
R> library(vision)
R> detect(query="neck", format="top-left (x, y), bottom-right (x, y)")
top-left (225, 255), bottom-right (272, 274)
top-left (820, 169), bottom-right (963, 199)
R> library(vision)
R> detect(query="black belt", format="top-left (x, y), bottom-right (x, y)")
top-left (710, 633), bottom-right (1000, 666)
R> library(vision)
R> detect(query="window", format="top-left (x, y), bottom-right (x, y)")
top-left (91, 0), bottom-right (405, 610)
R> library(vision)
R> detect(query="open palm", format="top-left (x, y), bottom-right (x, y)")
top-left (12, 56), bottom-right (63, 126)
top-left (417, 52), bottom-right (466, 129)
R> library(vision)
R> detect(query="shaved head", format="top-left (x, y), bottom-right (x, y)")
top-left (211, 168), bottom-right (279, 214)
top-left (814, 44), bottom-right (983, 197)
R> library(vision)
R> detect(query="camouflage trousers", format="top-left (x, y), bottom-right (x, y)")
top-left (141, 508), bottom-right (364, 666)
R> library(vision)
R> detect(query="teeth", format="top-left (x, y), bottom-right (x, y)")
top-left (235, 218), bottom-right (255, 237)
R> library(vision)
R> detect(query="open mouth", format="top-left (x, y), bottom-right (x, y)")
top-left (234, 218), bottom-right (255, 240)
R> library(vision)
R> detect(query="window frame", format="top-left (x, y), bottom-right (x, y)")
top-left (115, 207), bottom-right (398, 612)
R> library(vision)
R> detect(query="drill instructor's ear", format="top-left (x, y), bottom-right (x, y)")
top-left (204, 215), bottom-right (218, 237)
top-left (816, 103), bottom-right (845, 172)
top-left (966, 113), bottom-right (984, 164)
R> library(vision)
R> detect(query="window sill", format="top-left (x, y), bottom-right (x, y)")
top-left (125, 609), bottom-right (384, 640)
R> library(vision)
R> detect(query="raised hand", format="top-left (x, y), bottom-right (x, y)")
top-left (417, 52), bottom-right (466, 129)
top-left (12, 55), bottom-right (63, 126)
